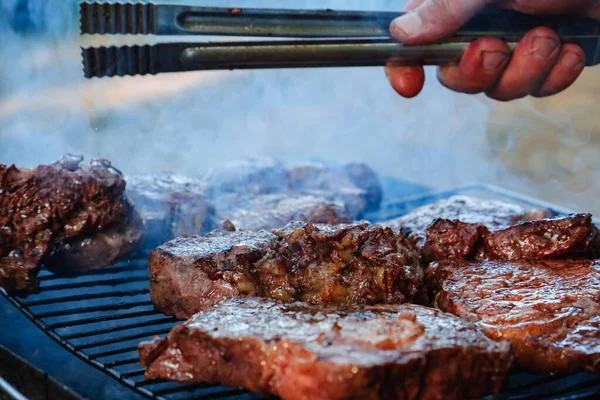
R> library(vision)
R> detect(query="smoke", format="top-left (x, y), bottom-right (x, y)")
top-left (0, 0), bottom-right (598, 213)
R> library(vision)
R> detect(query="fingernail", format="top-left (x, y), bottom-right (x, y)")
top-left (532, 36), bottom-right (559, 60)
top-left (390, 12), bottom-right (422, 42)
top-left (482, 50), bottom-right (509, 71)
top-left (560, 51), bottom-right (584, 69)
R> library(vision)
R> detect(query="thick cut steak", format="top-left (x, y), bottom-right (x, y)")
top-left (427, 259), bottom-right (600, 375)
top-left (149, 222), bottom-right (425, 319)
top-left (425, 214), bottom-right (600, 262)
top-left (214, 193), bottom-right (352, 231)
top-left (384, 196), bottom-right (553, 249)
top-left (0, 155), bottom-right (144, 294)
top-left (149, 227), bottom-right (276, 319)
top-left (139, 298), bottom-right (512, 400)
top-left (127, 172), bottom-right (216, 247)
top-left (287, 162), bottom-right (371, 219)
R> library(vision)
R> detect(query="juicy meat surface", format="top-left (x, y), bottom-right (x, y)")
top-left (214, 193), bottom-right (352, 231)
top-left (425, 214), bottom-right (600, 262)
top-left (139, 298), bottom-right (512, 400)
top-left (149, 227), bottom-right (277, 319)
top-left (127, 172), bottom-right (216, 247)
top-left (426, 259), bottom-right (600, 375)
top-left (149, 222), bottom-right (426, 319)
top-left (384, 196), bottom-right (553, 248)
top-left (0, 155), bottom-right (144, 294)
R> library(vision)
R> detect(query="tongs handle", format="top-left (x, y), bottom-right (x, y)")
top-left (80, 3), bottom-right (600, 78)
top-left (80, 3), bottom-right (600, 39)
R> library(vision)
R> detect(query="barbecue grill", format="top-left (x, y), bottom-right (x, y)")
top-left (2, 182), bottom-right (599, 400)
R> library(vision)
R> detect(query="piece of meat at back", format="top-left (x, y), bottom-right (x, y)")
top-left (127, 172), bottom-right (216, 248)
top-left (424, 213), bottom-right (600, 262)
top-left (139, 297), bottom-right (512, 400)
top-left (214, 193), bottom-right (352, 231)
top-left (0, 155), bottom-right (145, 294)
top-left (383, 196), bottom-right (554, 248)
top-left (149, 221), bottom-right (426, 319)
top-left (203, 158), bottom-right (289, 198)
top-left (426, 259), bottom-right (600, 375)
top-left (342, 162), bottom-right (383, 213)
top-left (287, 162), bottom-right (373, 219)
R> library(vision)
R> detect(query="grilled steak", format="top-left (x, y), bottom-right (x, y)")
top-left (149, 222), bottom-right (425, 319)
top-left (342, 162), bottom-right (383, 212)
top-left (0, 155), bottom-right (144, 294)
top-left (203, 158), bottom-right (289, 198)
top-left (149, 227), bottom-right (277, 319)
top-left (287, 162), bottom-right (371, 219)
top-left (214, 193), bottom-right (352, 231)
top-left (202, 159), bottom-right (383, 220)
top-left (127, 172), bottom-right (216, 247)
top-left (139, 297), bottom-right (513, 400)
top-left (384, 196), bottom-right (553, 249)
top-left (426, 259), bottom-right (600, 375)
top-left (425, 214), bottom-right (600, 262)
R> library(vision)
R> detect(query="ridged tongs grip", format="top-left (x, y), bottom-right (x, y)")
top-left (80, 2), bottom-right (600, 78)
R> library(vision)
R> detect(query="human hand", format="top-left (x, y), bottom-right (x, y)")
top-left (387, 0), bottom-right (600, 100)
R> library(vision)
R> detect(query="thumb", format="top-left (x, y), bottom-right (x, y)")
top-left (391, 0), bottom-right (490, 45)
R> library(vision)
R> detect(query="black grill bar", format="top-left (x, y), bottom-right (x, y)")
top-left (46, 309), bottom-right (159, 329)
top-left (88, 345), bottom-right (140, 359)
top-left (37, 264), bottom-right (147, 281)
top-left (37, 275), bottom-right (149, 292)
top-left (135, 379), bottom-right (167, 387)
top-left (3, 185), bottom-right (600, 400)
top-left (36, 300), bottom-right (155, 319)
top-left (104, 357), bottom-right (141, 368)
top-left (153, 383), bottom-right (212, 395)
top-left (121, 369), bottom-right (147, 379)
top-left (75, 328), bottom-right (172, 350)
top-left (23, 288), bottom-right (149, 307)
top-left (63, 317), bottom-right (176, 340)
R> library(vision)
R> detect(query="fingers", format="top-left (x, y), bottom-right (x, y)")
top-left (385, 66), bottom-right (426, 98)
top-left (532, 43), bottom-right (586, 97)
top-left (486, 27), bottom-right (561, 101)
top-left (438, 37), bottom-right (511, 94)
top-left (390, 0), bottom-right (489, 45)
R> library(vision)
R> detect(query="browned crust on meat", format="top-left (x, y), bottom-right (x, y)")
top-left (149, 222), bottom-right (426, 319)
top-left (424, 214), bottom-right (600, 262)
top-left (139, 298), bottom-right (512, 400)
top-left (427, 259), bottom-right (600, 375)
top-left (0, 157), bottom-right (144, 294)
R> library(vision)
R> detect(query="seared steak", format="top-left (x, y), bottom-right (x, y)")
top-left (214, 193), bottom-right (352, 231)
top-left (127, 172), bottom-right (216, 247)
top-left (342, 162), bottom-right (383, 212)
top-left (149, 226), bottom-right (276, 319)
top-left (425, 214), bottom-right (600, 262)
top-left (203, 158), bottom-right (289, 198)
top-left (287, 162), bottom-right (371, 219)
top-left (384, 196), bottom-right (553, 248)
top-left (149, 222), bottom-right (425, 319)
top-left (427, 259), bottom-right (600, 375)
top-left (0, 155), bottom-right (144, 294)
top-left (139, 297), bottom-right (513, 400)
top-left (202, 159), bottom-right (383, 220)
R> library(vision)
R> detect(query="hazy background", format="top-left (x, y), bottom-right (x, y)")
top-left (1, 0), bottom-right (600, 213)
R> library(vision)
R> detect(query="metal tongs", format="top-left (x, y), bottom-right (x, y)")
top-left (80, 2), bottom-right (600, 78)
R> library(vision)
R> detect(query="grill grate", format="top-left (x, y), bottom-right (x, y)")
top-left (2, 184), bottom-right (600, 400)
